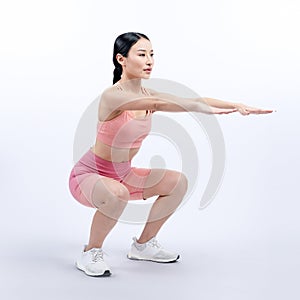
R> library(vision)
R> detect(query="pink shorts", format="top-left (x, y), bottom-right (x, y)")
top-left (68, 148), bottom-right (151, 208)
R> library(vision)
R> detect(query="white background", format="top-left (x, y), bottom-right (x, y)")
top-left (0, 0), bottom-right (299, 299)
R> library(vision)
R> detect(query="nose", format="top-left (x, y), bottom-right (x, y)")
top-left (146, 54), bottom-right (153, 66)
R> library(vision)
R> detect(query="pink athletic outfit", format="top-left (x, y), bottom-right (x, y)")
top-left (68, 87), bottom-right (153, 208)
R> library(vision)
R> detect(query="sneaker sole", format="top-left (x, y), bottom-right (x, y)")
top-left (127, 254), bottom-right (180, 263)
top-left (76, 263), bottom-right (111, 277)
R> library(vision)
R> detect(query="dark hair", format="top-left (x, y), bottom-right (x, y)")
top-left (112, 32), bottom-right (150, 84)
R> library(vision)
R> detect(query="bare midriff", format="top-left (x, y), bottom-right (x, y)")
top-left (90, 141), bottom-right (140, 163)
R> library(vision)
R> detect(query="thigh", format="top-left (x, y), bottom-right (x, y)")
top-left (120, 167), bottom-right (151, 200)
top-left (141, 169), bottom-right (186, 199)
top-left (69, 172), bottom-right (129, 208)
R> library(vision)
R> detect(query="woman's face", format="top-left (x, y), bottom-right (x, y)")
top-left (119, 38), bottom-right (154, 80)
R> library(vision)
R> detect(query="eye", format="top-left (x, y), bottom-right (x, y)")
top-left (151, 53), bottom-right (154, 57)
top-left (138, 54), bottom-right (146, 56)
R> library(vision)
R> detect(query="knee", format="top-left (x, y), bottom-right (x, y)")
top-left (112, 185), bottom-right (130, 202)
top-left (177, 172), bottom-right (188, 194)
top-left (167, 171), bottom-right (188, 195)
top-left (92, 181), bottom-right (130, 210)
top-left (102, 184), bottom-right (130, 206)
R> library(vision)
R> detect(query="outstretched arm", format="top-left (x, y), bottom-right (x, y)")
top-left (101, 86), bottom-right (273, 118)
top-left (147, 88), bottom-right (273, 115)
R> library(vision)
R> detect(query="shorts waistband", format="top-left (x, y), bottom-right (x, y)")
top-left (75, 148), bottom-right (132, 180)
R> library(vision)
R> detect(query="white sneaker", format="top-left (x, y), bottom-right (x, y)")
top-left (127, 237), bottom-right (180, 263)
top-left (76, 246), bottom-right (111, 277)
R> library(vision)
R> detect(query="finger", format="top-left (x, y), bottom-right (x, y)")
top-left (241, 110), bottom-right (250, 115)
top-left (251, 109), bottom-right (274, 114)
top-left (247, 110), bottom-right (261, 114)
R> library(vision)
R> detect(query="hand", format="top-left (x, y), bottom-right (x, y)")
top-left (236, 103), bottom-right (274, 115)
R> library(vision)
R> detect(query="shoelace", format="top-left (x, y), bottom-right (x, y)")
top-left (90, 249), bottom-right (104, 263)
top-left (147, 238), bottom-right (162, 249)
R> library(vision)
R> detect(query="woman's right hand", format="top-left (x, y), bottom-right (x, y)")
top-left (235, 103), bottom-right (274, 115)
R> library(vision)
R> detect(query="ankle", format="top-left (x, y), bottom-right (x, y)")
top-left (136, 236), bottom-right (154, 244)
top-left (85, 244), bottom-right (102, 252)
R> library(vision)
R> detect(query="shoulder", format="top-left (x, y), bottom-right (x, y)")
top-left (98, 86), bottom-right (122, 120)
top-left (142, 87), bottom-right (158, 96)
top-left (101, 85), bottom-right (122, 98)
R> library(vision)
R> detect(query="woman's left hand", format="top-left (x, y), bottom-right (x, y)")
top-left (236, 103), bottom-right (275, 115)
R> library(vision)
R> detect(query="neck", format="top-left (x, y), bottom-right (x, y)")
top-left (117, 77), bottom-right (142, 93)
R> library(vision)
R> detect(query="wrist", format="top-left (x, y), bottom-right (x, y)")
top-left (232, 102), bottom-right (243, 109)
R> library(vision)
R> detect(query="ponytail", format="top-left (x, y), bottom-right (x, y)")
top-left (113, 64), bottom-right (122, 84)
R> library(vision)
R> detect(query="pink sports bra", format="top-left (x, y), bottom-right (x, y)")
top-left (97, 110), bottom-right (152, 149)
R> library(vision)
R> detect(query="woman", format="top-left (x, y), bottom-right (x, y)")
top-left (68, 32), bottom-right (273, 277)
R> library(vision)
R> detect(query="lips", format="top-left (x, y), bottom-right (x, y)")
top-left (144, 68), bottom-right (152, 72)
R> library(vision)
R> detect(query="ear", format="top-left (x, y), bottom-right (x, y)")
top-left (116, 54), bottom-right (126, 67)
